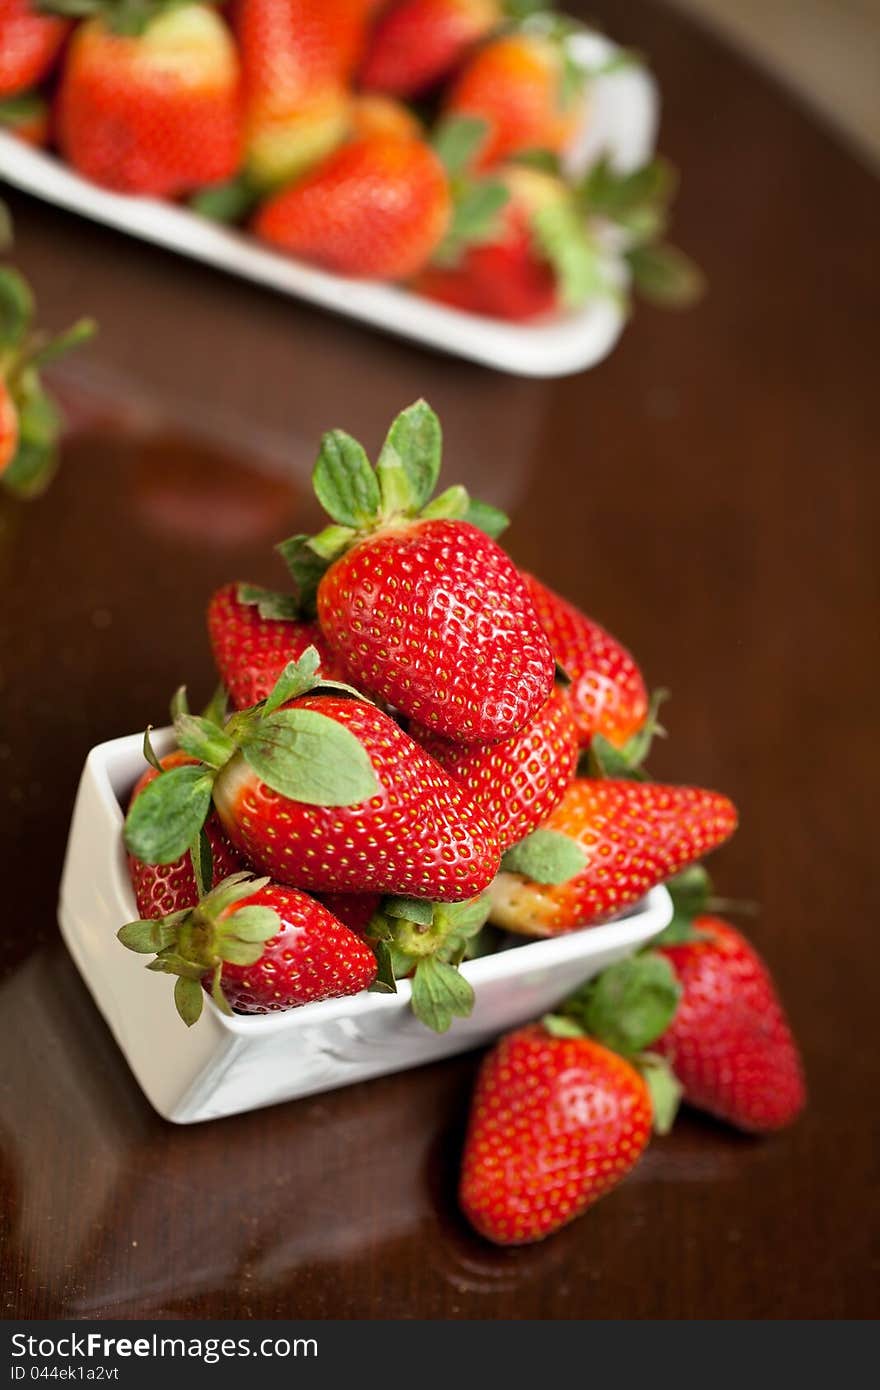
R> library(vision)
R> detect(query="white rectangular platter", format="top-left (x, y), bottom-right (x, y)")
top-left (58, 727), bottom-right (672, 1124)
top-left (0, 32), bottom-right (658, 378)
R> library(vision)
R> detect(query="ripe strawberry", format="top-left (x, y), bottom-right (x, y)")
top-left (207, 582), bottom-right (340, 711)
top-left (351, 92), bottom-right (422, 142)
top-left (0, 91), bottom-right (50, 148)
top-left (522, 571), bottom-right (648, 750)
top-left (0, 0), bottom-right (69, 98)
top-left (278, 400), bottom-right (554, 743)
top-left (489, 777), bottom-right (738, 936)
top-left (0, 378), bottom-right (18, 475)
top-left (654, 878), bottom-right (805, 1132)
top-left (119, 872), bottom-right (377, 1024)
top-left (54, 3), bottom-right (242, 197)
top-left (313, 890), bottom-right (382, 936)
top-left (359, 0), bottom-right (502, 99)
top-left (416, 164), bottom-right (598, 321)
top-left (460, 1023), bottom-right (652, 1244)
top-left (253, 134), bottom-right (451, 280)
top-left (444, 28), bottom-right (588, 170)
top-left (123, 647), bottom-right (502, 902)
top-left (413, 684), bottom-right (578, 852)
top-left (126, 751), bottom-right (244, 921)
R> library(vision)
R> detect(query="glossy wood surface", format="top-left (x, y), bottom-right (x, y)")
top-left (1, 0), bottom-right (877, 1320)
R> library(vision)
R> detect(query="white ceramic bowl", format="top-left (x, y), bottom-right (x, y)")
top-left (0, 32), bottom-right (658, 378)
top-left (58, 727), bottom-right (672, 1124)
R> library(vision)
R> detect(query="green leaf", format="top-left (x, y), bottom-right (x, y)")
top-left (191, 828), bottom-right (213, 898)
top-left (0, 200), bottom-right (12, 252)
top-left (201, 683), bottom-right (229, 726)
top-left (627, 244), bottom-right (705, 308)
top-left (123, 763), bottom-right (214, 864)
top-left (586, 733), bottom-right (649, 781)
top-left (369, 938), bottom-right (398, 994)
top-left (312, 428), bottom-right (381, 529)
top-left (0, 375), bottom-right (59, 498)
top-left (261, 647), bottom-right (321, 716)
top-left (431, 115), bottom-right (489, 177)
top-left (141, 726), bottom-right (163, 774)
top-left (667, 864), bottom-right (711, 919)
top-left (224, 905), bottom-right (279, 943)
top-left (174, 975), bottom-right (204, 1027)
top-left (174, 713), bottom-right (235, 769)
top-left (240, 708), bottom-right (379, 806)
top-left (435, 180), bottom-right (510, 266)
top-left (275, 533), bottom-right (329, 615)
top-left (0, 91), bottom-right (47, 129)
top-left (375, 399), bottom-right (442, 516)
top-left (117, 918), bottom-right (178, 954)
top-left (573, 953), bottom-right (681, 1056)
top-left (542, 1013), bottom-right (585, 1040)
top-left (210, 963), bottom-right (232, 1015)
top-left (510, 148), bottom-right (563, 176)
top-left (384, 896), bottom-right (434, 926)
top-left (618, 687), bottom-right (668, 770)
top-left (462, 496), bottom-right (509, 539)
top-left (306, 523), bottom-right (358, 561)
top-left (530, 199), bottom-right (603, 310)
top-left (237, 583), bottom-right (303, 622)
top-left (0, 266), bottom-right (33, 349)
top-left (581, 156), bottom-right (676, 223)
top-left (410, 957), bottom-right (474, 1033)
top-left (169, 686), bottom-right (189, 721)
top-left (217, 937), bottom-right (265, 966)
top-left (27, 317), bottom-right (96, 371)
top-left (419, 483), bottom-right (469, 522)
top-left (189, 175), bottom-right (257, 224)
top-left (638, 1053), bottom-right (683, 1135)
top-left (502, 828), bottom-right (587, 885)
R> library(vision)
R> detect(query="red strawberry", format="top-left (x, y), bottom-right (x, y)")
top-left (0, 0), bottom-right (69, 98)
top-left (281, 401), bottom-right (554, 744)
top-left (489, 778), bottom-right (738, 936)
top-left (351, 91), bottom-right (422, 142)
top-left (460, 1023), bottom-right (652, 1244)
top-left (0, 91), bottom-right (50, 147)
top-left (253, 135), bottom-right (452, 280)
top-left (444, 29), bottom-right (587, 170)
top-left (207, 582), bottom-right (340, 711)
top-left (313, 890), bottom-right (382, 936)
top-left (360, 0), bottom-right (501, 99)
top-left (522, 571), bottom-right (648, 750)
top-left (0, 378), bottom-right (18, 475)
top-left (55, 4), bottom-right (242, 197)
top-left (119, 872), bottom-right (377, 1024)
top-left (655, 911), bottom-right (805, 1133)
top-left (123, 649), bottom-right (502, 903)
top-left (413, 684), bottom-right (578, 851)
top-left (127, 751), bottom-right (244, 921)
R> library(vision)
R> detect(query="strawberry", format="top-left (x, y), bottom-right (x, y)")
top-left (119, 872), bottom-right (378, 1024)
top-left (277, 400), bottom-right (554, 743)
top-left (207, 582), bottom-right (339, 711)
top-left (351, 91), bottom-right (422, 142)
top-left (0, 0), bottom-right (69, 98)
top-left (313, 890), bottom-right (382, 936)
top-left (0, 264), bottom-right (94, 498)
top-left (459, 1023), bottom-right (653, 1244)
top-left (489, 777), bottom-right (738, 936)
top-left (359, 0), bottom-right (503, 99)
top-left (123, 647), bottom-right (502, 902)
top-left (522, 571), bottom-right (649, 750)
top-left (0, 91), bottom-right (50, 148)
top-left (416, 163), bottom-right (600, 321)
top-left (253, 134), bottom-right (451, 280)
top-left (444, 25), bottom-right (588, 170)
top-left (413, 684), bottom-right (578, 852)
top-left (54, 2), bottom-right (242, 197)
top-left (652, 869), bottom-right (805, 1132)
top-left (127, 750), bottom-right (244, 921)
top-left (234, 0), bottom-right (356, 189)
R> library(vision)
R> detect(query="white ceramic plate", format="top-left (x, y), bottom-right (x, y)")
top-left (58, 727), bottom-right (672, 1123)
top-left (0, 32), bottom-right (658, 377)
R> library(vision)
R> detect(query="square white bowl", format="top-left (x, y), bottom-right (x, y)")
top-left (58, 729), bottom-right (672, 1123)
top-left (0, 31), bottom-right (658, 378)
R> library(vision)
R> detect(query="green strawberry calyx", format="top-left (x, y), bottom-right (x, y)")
top-left (544, 952), bottom-right (683, 1133)
top-left (118, 871), bottom-right (281, 1026)
top-left (430, 116), bottom-right (511, 266)
top-left (0, 264), bottom-right (95, 498)
top-left (123, 647), bottom-right (380, 867)
top-left (39, 0), bottom-right (220, 38)
top-left (583, 687), bottom-right (669, 781)
top-left (366, 892), bottom-right (493, 1034)
top-left (278, 399), bottom-right (510, 614)
top-left (655, 863), bottom-right (759, 946)
top-left (501, 827), bottom-right (587, 884)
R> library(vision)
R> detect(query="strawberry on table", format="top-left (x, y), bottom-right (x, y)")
top-left (123, 646), bottom-right (502, 901)
top-left (0, 0), bottom-right (69, 98)
top-left (359, 0), bottom-right (510, 99)
top-left (207, 581), bottom-right (340, 711)
top-left (53, 1), bottom-right (242, 197)
top-left (119, 872), bottom-right (378, 1024)
top-left (413, 684), bottom-right (579, 852)
top-left (522, 571), bottom-right (649, 750)
top-left (489, 777), bottom-right (738, 935)
top-left (653, 868), bottom-right (806, 1133)
top-left (444, 23), bottom-right (588, 170)
top-left (253, 133), bottom-right (452, 280)
top-left (276, 399), bottom-right (554, 743)
top-left (127, 749), bottom-right (244, 921)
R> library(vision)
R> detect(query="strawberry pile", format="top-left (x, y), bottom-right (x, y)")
top-left (2, 0), bottom-right (702, 320)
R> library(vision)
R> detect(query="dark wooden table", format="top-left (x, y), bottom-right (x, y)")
top-left (1, 0), bottom-right (877, 1321)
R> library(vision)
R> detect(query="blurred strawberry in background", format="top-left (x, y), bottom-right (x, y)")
top-left (53, 1), bottom-right (242, 196)
top-left (351, 91), bottom-right (422, 141)
top-left (360, 0), bottom-right (511, 99)
top-left (0, 0), bottom-right (70, 97)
